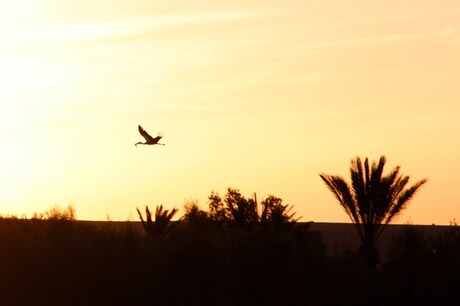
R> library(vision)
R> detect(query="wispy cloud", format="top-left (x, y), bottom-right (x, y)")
top-left (307, 33), bottom-right (422, 50)
top-left (3, 11), bottom-right (267, 45)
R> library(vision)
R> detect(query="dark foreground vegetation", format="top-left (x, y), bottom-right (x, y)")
top-left (0, 203), bottom-right (459, 305)
top-left (0, 155), bottom-right (445, 305)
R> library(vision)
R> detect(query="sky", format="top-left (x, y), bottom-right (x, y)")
top-left (1, 0), bottom-right (460, 224)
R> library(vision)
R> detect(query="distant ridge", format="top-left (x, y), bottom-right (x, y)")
top-left (79, 220), bottom-right (449, 262)
top-left (310, 222), bottom-right (449, 261)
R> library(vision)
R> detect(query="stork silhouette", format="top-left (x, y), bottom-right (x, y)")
top-left (135, 125), bottom-right (165, 147)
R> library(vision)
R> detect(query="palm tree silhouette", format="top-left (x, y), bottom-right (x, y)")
top-left (260, 195), bottom-right (299, 229)
top-left (136, 205), bottom-right (178, 239)
top-left (319, 155), bottom-right (427, 267)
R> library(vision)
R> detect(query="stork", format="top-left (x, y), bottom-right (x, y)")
top-left (135, 125), bottom-right (165, 147)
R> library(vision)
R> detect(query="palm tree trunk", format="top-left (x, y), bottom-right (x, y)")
top-left (359, 239), bottom-right (380, 267)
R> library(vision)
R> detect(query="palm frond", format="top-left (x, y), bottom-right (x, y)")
top-left (320, 173), bottom-right (364, 241)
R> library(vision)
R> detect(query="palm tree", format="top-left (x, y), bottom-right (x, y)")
top-left (260, 195), bottom-right (300, 229)
top-left (319, 155), bottom-right (427, 267)
top-left (137, 205), bottom-right (178, 239)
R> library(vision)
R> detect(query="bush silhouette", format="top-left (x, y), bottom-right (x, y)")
top-left (182, 200), bottom-right (210, 229)
top-left (208, 188), bottom-right (258, 228)
top-left (208, 188), bottom-right (300, 230)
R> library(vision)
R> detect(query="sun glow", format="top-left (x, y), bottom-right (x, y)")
top-left (1, 0), bottom-right (460, 223)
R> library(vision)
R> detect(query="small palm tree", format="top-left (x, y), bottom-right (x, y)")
top-left (182, 201), bottom-right (209, 228)
top-left (260, 195), bottom-right (300, 229)
top-left (319, 155), bottom-right (427, 267)
top-left (137, 205), bottom-right (178, 239)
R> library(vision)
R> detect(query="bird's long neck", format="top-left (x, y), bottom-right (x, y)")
top-left (135, 142), bottom-right (144, 146)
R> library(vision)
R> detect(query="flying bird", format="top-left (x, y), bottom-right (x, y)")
top-left (135, 125), bottom-right (165, 147)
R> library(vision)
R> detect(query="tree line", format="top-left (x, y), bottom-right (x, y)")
top-left (138, 155), bottom-right (427, 268)
top-left (3, 155), bottom-right (455, 306)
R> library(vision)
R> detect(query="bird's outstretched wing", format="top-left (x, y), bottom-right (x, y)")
top-left (151, 132), bottom-right (164, 144)
top-left (138, 125), bottom-right (155, 143)
top-left (152, 135), bottom-right (162, 144)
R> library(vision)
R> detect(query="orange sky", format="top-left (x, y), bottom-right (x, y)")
top-left (1, 0), bottom-right (460, 224)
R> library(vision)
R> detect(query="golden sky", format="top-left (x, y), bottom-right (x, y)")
top-left (1, 0), bottom-right (460, 224)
